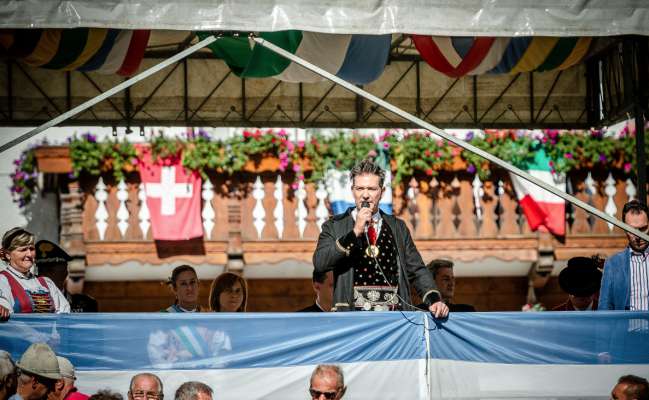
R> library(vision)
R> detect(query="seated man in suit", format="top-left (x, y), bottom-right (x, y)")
top-left (299, 270), bottom-right (333, 312)
top-left (427, 259), bottom-right (476, 312)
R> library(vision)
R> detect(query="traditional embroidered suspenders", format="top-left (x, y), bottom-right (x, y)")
top-left (0, 270), bottom-right (54, 313)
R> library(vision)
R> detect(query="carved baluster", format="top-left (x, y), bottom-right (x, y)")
top-left (451, 176), bottom-right (462, 234)
top-left (430, 177), bottom-right (440, 236)
top-left (472, 174), bottom-right (484, 233)
top-left (295, 180), bottom-right (308, 238)
top-left (407, 177), bottom-right (419, 233)
top-left (115, 180), bottom-right (129, 238)
top-left (479, 180), bottom-right (498, 237)
top-left (565, 177), bottom-right (575, 234)
top-left (585, 172), bottom-right (596, 231)
top-left (495, 179), bottom-right (504, 233)
top-left (138, 184), bottom-right (150, 239)
top-left (604, 173), bottom-right (617, 232)
top-left (315, 181), bottom-right (329, 231)
top-left (252, 176), bottom-right (266, 239)
top-left (626, 178), bottom-right (637, 201)
top-left (94, 178), bottom-right (108, 241)
top-left (202, 179), bottom-right (215, 239)
top-left (273, 175), bottom-right (284, 239)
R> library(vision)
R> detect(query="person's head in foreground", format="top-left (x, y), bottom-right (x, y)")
top-left (309, 364), bottom-right (346, 400)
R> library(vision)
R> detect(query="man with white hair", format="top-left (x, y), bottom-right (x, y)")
top-left (0, 351), bottom-right (16, 400)
top-left (309, 365), bottom-right (346, 400)
top-left (174, 382), bottom-right (212, 400)
top-left (51, 357), bottom-right (89, 400)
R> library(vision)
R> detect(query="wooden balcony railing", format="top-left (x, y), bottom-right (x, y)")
top-left (36, 147), bottom-right (643, 271)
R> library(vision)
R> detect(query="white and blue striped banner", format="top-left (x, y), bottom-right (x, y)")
top-left (1, 312), bottom-right (648, 399)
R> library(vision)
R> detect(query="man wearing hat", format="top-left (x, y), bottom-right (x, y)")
top-left (51, 357), bottom-right (88, 400)
top-left (553, 256), bottom-right (602, 311)
top-left (11, 343), bottom-right (60, 400)
top-left (35, 240), bottom-right (97, 313)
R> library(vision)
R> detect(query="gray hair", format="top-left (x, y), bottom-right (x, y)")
top-left (310, 364), bottom-right (345, 390)
top-left (89, 389), bottom-right (124, 400)
top-left (129, 373), bottom-right (163, 396)
top-left (174, 382), bottom-right (213, 400)
top-left (350, 159), bottom-right (386, 188)
top-left (426, 259), bottom-right (454, 279)
top-left (0, 351), bottom-right (15, 385)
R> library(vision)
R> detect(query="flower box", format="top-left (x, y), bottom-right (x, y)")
top-left (34, 146), bottom-right (72, 173)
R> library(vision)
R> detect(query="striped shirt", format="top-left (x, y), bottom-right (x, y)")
top-left (629, 249), bottom-right (649, 311)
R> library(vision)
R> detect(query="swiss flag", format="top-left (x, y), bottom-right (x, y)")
top-left (137, 145), bottom-right (203, 240)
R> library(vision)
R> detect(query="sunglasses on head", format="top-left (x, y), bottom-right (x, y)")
top-left (309, 388), bottom-right (338, 399)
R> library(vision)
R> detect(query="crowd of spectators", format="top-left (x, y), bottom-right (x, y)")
top-left (2, 342), bottom-right (647, 400)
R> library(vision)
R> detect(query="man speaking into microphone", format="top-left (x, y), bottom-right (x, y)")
top-left (313, 159), bottom-right (448, 317)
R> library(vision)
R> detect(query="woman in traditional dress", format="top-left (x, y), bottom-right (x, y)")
top-left (0, 227), bottom-right (69, 318)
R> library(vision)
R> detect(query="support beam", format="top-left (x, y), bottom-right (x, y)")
top-left (253, 35), bottom-right (649, 242)
top-left (183, 58), bottom-right (189, 123)
top-left (363, 61), bottom-right (416, 121)
top-left (535, 71), bottom-right (563, 122)
top-left (636, 109), bottom-right (647, 203)
top-left (0, 35), bottom-right (219, 154)
top-left (479, 73), bottom-right (520, 123)
top-left (81, 73), bottom-right (127, 120)
top-left (188, 71), bottom-right (232, 122)
top-left (15, 63), bottom-right (62, 115)
top-left (131, 62), bottom-right (181, 120)
top-left (247, 80), bottom-right (282, 120)
top-left (4, 60), bottom-right (11, 121)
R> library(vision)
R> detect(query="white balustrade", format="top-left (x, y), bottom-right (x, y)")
top-left (604, 173), bottom-right (618, 231)
top-left (116, 179), bottom-right (130, 238)
top-left (585, 172), bottom-right (596, 196)
top-left (626, 178), bottom-right (637, 201)
top-left (472, 174), bottom-right (484, 221)
top-left (94, 177), bottom-right (108, 240)
top-left (407, 178), bottom-right (417, 202)
top-left (315, 181), bottom-right (329, 231)
top-left (252, 176), bottom-right (266, 239)
top-left (602, 173), bottom-right (618, 231)
top-left (295, 180), bottom-right (308, 238)
top-left (138, 184), bottom-right (150, 239)
top-left (273, 175), bottom-right (285, 239)
top-left (202, 179), bottom-right (215, 239)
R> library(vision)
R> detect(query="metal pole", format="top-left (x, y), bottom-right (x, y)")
top-left (636, 109), bottom-right (647, 203)
top-left (0, 35), bottom-right (219, 154)
top-left (252, 35), bottom-right (649, 242)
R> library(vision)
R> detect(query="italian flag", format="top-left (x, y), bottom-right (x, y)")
top-left (509, 149), bottom-right (566, 236)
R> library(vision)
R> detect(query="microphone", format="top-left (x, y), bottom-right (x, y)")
top-left (360, 201), bottom-right (370, 227)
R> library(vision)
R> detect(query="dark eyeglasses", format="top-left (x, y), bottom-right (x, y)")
top-left (309, 388), bottom-right (338, 399)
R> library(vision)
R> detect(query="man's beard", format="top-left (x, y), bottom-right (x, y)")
top-left (630, 238), bottom-right (648, 253)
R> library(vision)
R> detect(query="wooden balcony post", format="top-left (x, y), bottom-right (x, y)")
top-left (226, 186), bottom-right (244, 272)
top-left (60, 180), bottom-right (86, 276)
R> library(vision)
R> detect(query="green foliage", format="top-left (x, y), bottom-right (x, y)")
top-left (385, 131), bottom-right (454, 184)
top-left (13, 127), bottom-right (644, 210)
top-left (305, 132), bottom-right (376, 182)
top-left (69, 133), bottom-right (137, 181)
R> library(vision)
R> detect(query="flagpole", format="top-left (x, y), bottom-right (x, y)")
top-left (0, 35), bottom-right (220, 154)
top-left (252, 35), bottom-right (649, 242)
